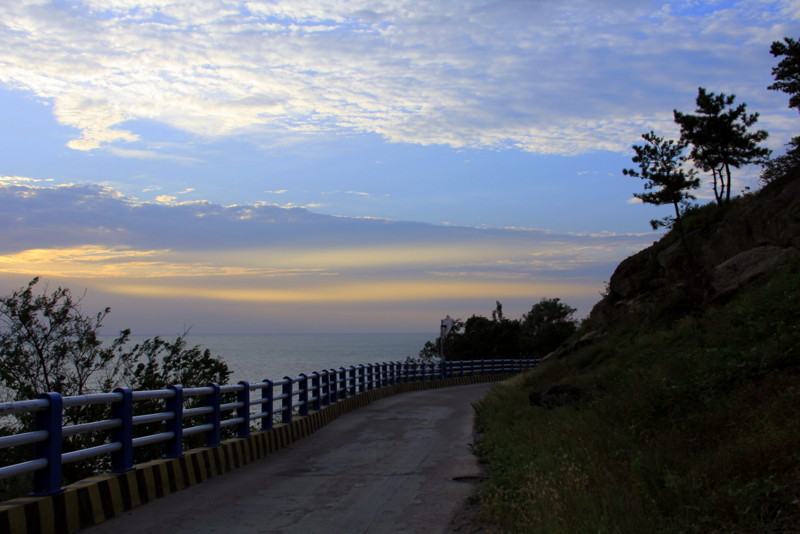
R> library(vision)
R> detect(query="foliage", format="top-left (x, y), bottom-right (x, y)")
top-left (760, 137), bottom-right (800, 186)
top-left (674, 87), bottom-right (771, 205)
top-left (0, 277), bottom-right (134, 404)
top-left (623, 131), bottom-right (700, 235)
top-left (519, 298), bottom-right (578, 358)
top-left (473, 266), bottom-right (800, 533)
top-left (0, 278), bottom-right (231, 495)
top-left (416, 299), bottom-right (578, 362)
top-left (768, 36), bottom-right (800, 112)
top-left (0, 278), bottom-right (231, 402)
top-left (762, 36), bottom-right (800, 187)
top-left (126, 335), bottom-right (231, 391)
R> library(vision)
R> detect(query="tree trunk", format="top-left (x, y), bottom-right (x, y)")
top-left (724, 162), bottom-right (733, 203)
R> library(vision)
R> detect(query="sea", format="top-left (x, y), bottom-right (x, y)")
top-left (121, 333), bottom-right (436, 385)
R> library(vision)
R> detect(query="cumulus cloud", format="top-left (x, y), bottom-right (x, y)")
top-left (0, 0), bottom-right (794, 155)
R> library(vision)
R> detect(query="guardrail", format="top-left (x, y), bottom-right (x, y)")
top-left (0, 358), bottom-right (537, 497)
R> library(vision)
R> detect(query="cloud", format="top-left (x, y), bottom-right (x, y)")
top-left (1, 175), bottom-right (51, 184)
top-left (105, 146), bottom-right (204, 164)
top-left (0, 182), bottom-right (651, 321)
top-left (0, 1), bottom-right (794, 155)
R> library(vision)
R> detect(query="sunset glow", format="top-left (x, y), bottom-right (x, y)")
top-left (1, 1), bottom-right (794, 332)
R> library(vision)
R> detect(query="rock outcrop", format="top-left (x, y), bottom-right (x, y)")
top-left (587, 178), bottom-right (800, 329)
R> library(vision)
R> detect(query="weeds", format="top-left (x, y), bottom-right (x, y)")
top-left (473, 268), bottom-right (800, 533)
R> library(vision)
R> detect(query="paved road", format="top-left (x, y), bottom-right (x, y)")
top-left (81, 382), bottom-right (495, 534)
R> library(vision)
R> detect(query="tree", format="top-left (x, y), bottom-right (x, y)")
top-left (519, 298), bottom-right (578, 358)
top-left (768, 36), bottom-right (800, 112)
top-left (416, 299), bottom-right (578, 361)
top-left (0, 278), bottom-right (134, 403)
top-left (674, 88), bottom-right (771, 204)
top-left (451, 302), bottom-right (521, 361)
top-left (623, 131), bottom-right (700, 247)
top-left (760, 137), bottom-right (800, 186)
top-left (0, 278), bottom-right (232, 492)
top-left (761, 36), bottom-right (800, 186)
top-left (0, 278), bottom-right (230, 404)
top-left (416, 317), bottom-right (464, 362)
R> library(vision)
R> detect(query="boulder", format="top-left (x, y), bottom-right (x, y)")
top-left (709, 246), bottom-right (799, 300)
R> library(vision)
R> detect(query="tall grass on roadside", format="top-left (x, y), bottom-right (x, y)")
top-left (473, 267), bottom-right (800, 533)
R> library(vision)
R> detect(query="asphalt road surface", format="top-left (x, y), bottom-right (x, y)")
top-left (81, 381), bottom-right (496, 534)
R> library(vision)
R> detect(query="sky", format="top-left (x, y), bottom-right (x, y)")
top-left (0, 0), bottom-right (798, 335)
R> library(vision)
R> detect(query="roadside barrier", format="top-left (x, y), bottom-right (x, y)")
top-left (0, 358), bottom-right (538, 534)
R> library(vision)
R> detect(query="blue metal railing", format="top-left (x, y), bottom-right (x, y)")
top-left (0, 358), bottom-right (538, 497)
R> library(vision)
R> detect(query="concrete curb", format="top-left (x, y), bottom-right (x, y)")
top-left (0, 374), bottom-right (510, 534)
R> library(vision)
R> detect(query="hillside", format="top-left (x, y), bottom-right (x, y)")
top-left (470, 176), bottom-right (800, 533)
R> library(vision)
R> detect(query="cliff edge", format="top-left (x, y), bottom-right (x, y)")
top-left (586, 176), bottom-right (800, 330)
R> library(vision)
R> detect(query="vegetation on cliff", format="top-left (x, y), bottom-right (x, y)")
top-left (469, 37), bottom-right (800, 533)
top-left (472, 176), bottom-right (799, 533)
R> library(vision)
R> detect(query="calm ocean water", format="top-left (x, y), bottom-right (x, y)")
top-left (124, 333), bottom-right (435, 385)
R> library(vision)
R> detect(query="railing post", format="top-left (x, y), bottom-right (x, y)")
top-left (261, 379), bottom-right (274, 430)
top-left (237, 381), bottom-right (251, 439)
top-left (311, 372), bottom-right (321, 411)
top-left (366, 364), bottom-right (374, 391)
top-left (358, 365), bottom-right (366, 393)
top-left (205, 382), bottom-right (221, 447)
top-left (321, 370), bottom-right (331, 406)
top-left (348, 367), bottom-right (356, 396)
top-left (329, 369), bottom-right (338, 403)
top-left (299, 373), bottom-right (309, 416)
top-left (111, 387), bottom-right (133, 472)
top-left (337, 367), bottom-right (347, 399)
top-left (166, 385), bottom-right (184, 458)
top-left (282, 377), bottom-right (293, 424)
top-left (33, 392), bottom-right (63, 495)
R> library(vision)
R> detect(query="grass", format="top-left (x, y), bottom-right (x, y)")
top-left (472, 266), bottom-right (800, 533)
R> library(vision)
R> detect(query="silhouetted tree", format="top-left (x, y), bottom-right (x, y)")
top-left (0, 278), bottom-right (231, 490)
top-left (416, 300), bottom-right (577, 361)
top-left (623, 131), bottom-right (700, 251)
top-left (0, 277), bottom-right (133, 403)
top-left (769, 36), bottom-right (800, 112)
top-left (674, 88), bottom-right (771, 204)
top-left (762, 36), bottom-right (800, 186)
top-left (519, 298), bottom-right (578, 358)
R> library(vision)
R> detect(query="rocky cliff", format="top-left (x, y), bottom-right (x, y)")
top-left (587, 177), bottom-right (800, 329)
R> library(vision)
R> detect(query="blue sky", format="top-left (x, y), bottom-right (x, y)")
top-left (0, 0), bottom-right (797, 335)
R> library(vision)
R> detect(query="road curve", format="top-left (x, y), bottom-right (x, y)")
top-left (81, 382), bottom-right (496, 534)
